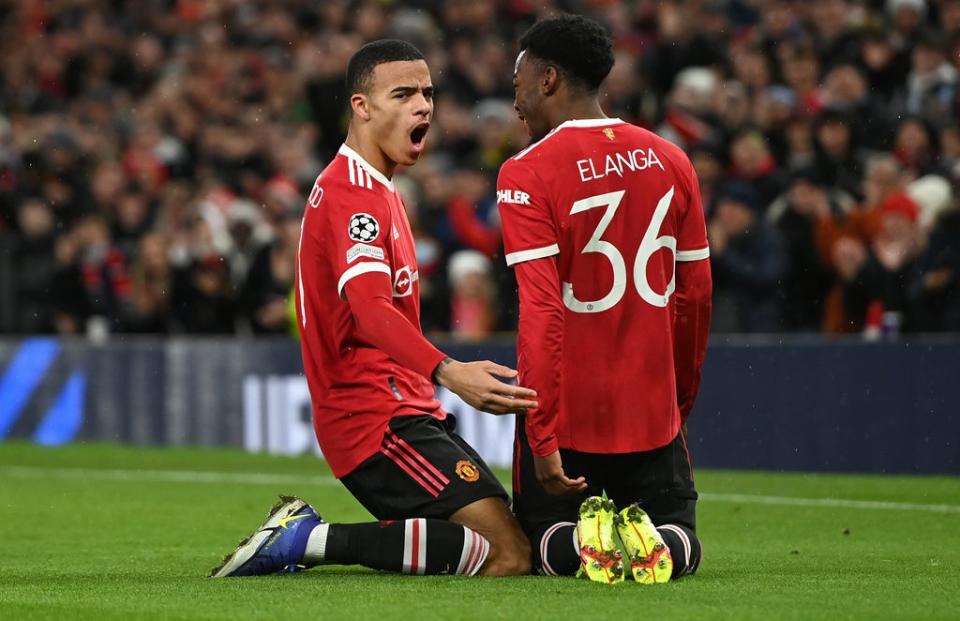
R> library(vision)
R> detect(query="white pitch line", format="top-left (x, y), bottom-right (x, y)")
top-left (2, 466), bottom-right (958, 514)
top-left (701, 492), bottom-right (960, 514)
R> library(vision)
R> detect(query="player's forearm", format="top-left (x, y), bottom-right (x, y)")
top-left (515, 259), bottom-right (564, 457)
top-left (346, 282), bottom-right (447, 380)
top-left (673, 260), bottom-right (712, 420)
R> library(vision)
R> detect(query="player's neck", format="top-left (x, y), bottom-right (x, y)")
top-left (344, 132), bottom-right (396, 180)
top-left (548, 98), bottom-right (607, 130)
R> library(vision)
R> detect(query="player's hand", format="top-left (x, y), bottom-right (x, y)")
top-left (434, 359), bottom-right (538, 415)
top-left (533, 451), bottom-right (587, 496)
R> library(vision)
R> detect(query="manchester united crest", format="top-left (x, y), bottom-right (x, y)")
top-left (455, 460), bottom-right (480, 482)
top-left (603, 127), bottom-right (616, 141)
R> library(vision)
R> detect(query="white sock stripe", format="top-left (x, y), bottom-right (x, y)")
top-left (658, 524), bottom-right (692, 574)
top-left (461, 529), bottom-right (481, 575)
top-left (402, 519), bottom-right (414, 573)
top-left (466, 531), bottom-right (482, 575)
top-left (456, 527), bottom-right (474, 574)
top-left (666, 525), bottom-right (693, 567)
top-left (461, 529), bottom-right (489, 576)
top-left (471, 535), bottom-right (490, 576)
top-left (416, 519), bottom-right (427, 575)
top-left (539, 522), bottom-right (575, 577)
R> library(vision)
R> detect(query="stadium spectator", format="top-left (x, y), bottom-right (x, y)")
top-left (1, 0), bottom-right (958, 336)
top-left (171, 215), bottom-right (235, 334)
top-left (0, 199), bottom-right (59, 333)
top-left (843, 193), bottom-right (924, 334)
top-left (811, 109), bottom-right (866, 203)
top-left (709, 182), bottom-right (788, 333)
top-left (901, 30), bottom-right (958, 119)
top-left (126, 232), bottom-right (173, 334)
top-left (726, 128), bottom-right (788, 209)
top-left (819, 155), bottom-right (913, 331)
top-left (910, 205), bottom-right (960, 330)
top-left (239, 210), bottom-right (299, 335)
top-left (447, 249), bottom-right (496, 342)
top-left (767, 169), bottom-right (852, 331)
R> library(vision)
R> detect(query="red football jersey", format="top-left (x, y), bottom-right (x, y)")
top-left (296, 145), bottom-right (444, 478)
top-left (497, 119), bottom-right (710, 455)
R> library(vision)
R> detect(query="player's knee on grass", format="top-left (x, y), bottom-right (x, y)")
top-left (449, 497), bottom-right (532, 576)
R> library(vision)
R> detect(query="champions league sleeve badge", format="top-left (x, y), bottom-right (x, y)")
top-left (348, 213), bottom-right (380, 243)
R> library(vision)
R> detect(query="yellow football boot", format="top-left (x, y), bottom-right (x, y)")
top-left (575, 496), bottom-right (624, 584)
top-left (614, 503), bottom-right (672, 584)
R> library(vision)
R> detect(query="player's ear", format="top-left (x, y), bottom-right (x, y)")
top-left (541, 65), bottom-right (559, 96)
top-left (350, 93), bottom-right (371, 121)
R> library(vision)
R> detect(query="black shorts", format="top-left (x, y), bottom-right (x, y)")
top-left (512, 415), bottom-right (698, 537)
top-left (340, 414), bottom-right (508, 521)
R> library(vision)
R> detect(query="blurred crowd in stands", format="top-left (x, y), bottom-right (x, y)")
top-left (1, 0), bottom-right (959, 340)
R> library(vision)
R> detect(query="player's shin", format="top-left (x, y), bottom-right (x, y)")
top-left (304, 519), bottom-right (490, 575)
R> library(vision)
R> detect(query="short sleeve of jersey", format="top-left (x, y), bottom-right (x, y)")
top-left (675, 160), bottom-right (710, 263)
top-left (497, 160), bottom-right (559, 267)
top-left (322, 186), bottom-right (393, 296)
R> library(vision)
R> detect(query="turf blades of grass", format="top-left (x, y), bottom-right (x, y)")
top-left (1, 442), bottom-right (957, 621)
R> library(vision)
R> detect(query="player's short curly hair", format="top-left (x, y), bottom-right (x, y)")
top-left (519, 14), bottom-right (614, 93)
top-left (346, 39), bottom-right (425, 95)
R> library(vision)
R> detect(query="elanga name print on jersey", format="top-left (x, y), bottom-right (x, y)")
top-left (349, 213), bottom-right (380, 243)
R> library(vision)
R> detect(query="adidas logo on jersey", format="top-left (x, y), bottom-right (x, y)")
top-left (497, 189), bottom-right (531, 205)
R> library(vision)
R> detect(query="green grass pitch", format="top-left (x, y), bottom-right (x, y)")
top-left (1, 442), bottom-right (957, 620)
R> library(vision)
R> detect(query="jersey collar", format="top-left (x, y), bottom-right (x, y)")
top-left (338, 144), bottom-right (395, 191)
top-left (557, 118), bottom-right (624, 129)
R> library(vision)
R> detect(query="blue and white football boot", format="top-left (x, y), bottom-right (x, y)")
top-left (210, 495), bottom-right (323, 577)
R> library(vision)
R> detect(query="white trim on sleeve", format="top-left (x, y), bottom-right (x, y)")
top-left (504, 243), bottom-right (560, 266)
top-left (676, 247), bottom-right (711, 262)
top-left (337, 261), bottom-right (391, 296)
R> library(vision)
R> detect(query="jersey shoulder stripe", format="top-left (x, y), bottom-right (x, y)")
top-left (346, 157), bottom-right (373, 189)
top-left (337, 144), bottom-right (395, 191)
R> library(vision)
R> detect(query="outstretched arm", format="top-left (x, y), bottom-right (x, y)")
top-left (344, 273), bottom-right (537, 415)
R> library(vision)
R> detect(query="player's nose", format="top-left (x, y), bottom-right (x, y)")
top-left (413, 92), bottom-right (431, 117)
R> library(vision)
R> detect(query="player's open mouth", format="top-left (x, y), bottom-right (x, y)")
top-left (410, 122), bottom-right (429, 152)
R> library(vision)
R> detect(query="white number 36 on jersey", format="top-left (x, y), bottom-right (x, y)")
top-left (564, 186), bottom-right (676, 313)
